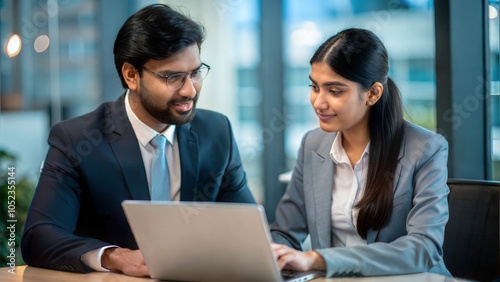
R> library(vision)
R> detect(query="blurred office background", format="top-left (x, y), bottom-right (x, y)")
top-left (1, 0), bottom-right (499, 220)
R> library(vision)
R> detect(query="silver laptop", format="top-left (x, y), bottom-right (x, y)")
top-left (122, 201), bottom-right (323, 282)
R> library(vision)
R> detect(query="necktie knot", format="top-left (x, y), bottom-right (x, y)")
top-left (150, 135), bottom-right (167, 151)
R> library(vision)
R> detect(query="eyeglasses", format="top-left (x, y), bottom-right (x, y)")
top-left (142, 63), bottom-right (211, 90)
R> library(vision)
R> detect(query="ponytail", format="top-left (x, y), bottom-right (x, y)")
top-left (354, 76), bottom-right (405, 238)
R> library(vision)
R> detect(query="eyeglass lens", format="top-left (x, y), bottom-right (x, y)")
top-left (167, 66), bottom-right (209, 90)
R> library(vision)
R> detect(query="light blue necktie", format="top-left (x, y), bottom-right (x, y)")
top-left (150, 135), bottom-right (170, 201)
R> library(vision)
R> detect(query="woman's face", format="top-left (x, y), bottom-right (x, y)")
top-left (309, 62), bottom-right (372, 134)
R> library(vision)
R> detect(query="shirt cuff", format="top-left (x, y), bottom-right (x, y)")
top-left (81, 245), bottom-right (118, 272)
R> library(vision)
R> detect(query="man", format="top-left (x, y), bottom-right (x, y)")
top-left (21, 4), bottom-right (255, 277)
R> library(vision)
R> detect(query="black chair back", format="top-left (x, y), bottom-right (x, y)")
top-left (443, 179), bottom-right (500, 282)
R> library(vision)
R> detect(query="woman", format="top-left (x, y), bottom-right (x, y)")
top-left (271, 28), bottom-right (451, 277)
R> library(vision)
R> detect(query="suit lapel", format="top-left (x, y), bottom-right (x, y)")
top-left (177, 123), bottom-right (199, 201)
top-left (312, 133), bottom-right (335, 248)
top-left (108, 95), bottom-right (150, 200)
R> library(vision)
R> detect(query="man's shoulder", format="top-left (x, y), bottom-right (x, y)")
top-left (52, 97), bottom-right (124, 134)
top-left (190, 109), bottom-right (228, 127)
top-left (192, 108), bottom-right (226, 119)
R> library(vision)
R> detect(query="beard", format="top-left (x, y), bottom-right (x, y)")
top-left (140, 93), bottom-right (198, 126)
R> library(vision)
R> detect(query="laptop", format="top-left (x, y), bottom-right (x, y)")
top-left (122, 201), bottom-right (323, 282)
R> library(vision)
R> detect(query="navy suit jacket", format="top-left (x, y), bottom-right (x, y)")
top-left (21, 95), bottom-right (255, 273)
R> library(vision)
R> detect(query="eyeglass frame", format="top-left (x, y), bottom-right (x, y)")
top-left (141, 63), bottom-right (211, 90)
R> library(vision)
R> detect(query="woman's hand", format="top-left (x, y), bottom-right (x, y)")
top-left (271, 243), bottom-right (326, 272)
top-left (101, 247), bottom-right (149, 277)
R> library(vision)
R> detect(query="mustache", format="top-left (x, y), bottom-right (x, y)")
top-left (168, 95), bottom-right (198, 105)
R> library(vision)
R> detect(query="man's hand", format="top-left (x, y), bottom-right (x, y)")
top-left (101, 247), bottom-right (149, 277)
top-left (271, 243), bottom-right (326, 272)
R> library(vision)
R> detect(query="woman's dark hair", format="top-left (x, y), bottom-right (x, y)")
top-left (113, 4), bottom-right (205, 88)
top-left (310, 28), bottom-right (405, 239)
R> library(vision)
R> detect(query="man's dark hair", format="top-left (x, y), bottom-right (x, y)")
top-left (113, 4), bottom-right (205, 88)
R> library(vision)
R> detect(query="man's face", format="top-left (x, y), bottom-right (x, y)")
top-left (127, 44), bottom-right (203, 131)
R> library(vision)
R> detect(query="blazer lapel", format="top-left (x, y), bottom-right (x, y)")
top-left (311, 133), bottom-right (335, 248)
top-left (108, 95), bottom-right (150, 200)
top-left (177, 123), bottom-right (199, 201)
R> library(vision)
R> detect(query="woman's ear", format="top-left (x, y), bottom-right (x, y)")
top-left (122, 62), bottom-right (139, 91)
top-left (367, 82), bottom-right (383, 106)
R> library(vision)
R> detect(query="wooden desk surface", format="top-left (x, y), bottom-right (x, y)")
top-left (0, 265), bottom-right (463, 282)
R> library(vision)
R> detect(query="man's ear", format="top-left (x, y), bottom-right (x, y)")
top-left (367, 82), bottom-right (383, 106)
top-left (122, 62), bottom-right (139, 91)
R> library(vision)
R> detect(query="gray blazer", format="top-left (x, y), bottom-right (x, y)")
top-left (271, 121), bottom-right (451, 277)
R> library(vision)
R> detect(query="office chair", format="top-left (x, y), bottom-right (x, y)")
top-left (443, 179), bottom-right (500, 282)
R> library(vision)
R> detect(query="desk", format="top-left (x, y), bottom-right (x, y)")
top-left (0, 265), bottom-right (466, 282)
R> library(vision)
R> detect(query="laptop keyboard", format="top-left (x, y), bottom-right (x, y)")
top-left (281, 270), bottom-right (318, 282)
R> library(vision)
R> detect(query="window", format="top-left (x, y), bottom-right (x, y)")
top-left (489, 1), bottom-right (499, 179)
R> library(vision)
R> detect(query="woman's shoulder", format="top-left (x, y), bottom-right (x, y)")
top-left (403, 120), bottom-right (447, 143)
top-left (401, 120), bottom-right (448, 157)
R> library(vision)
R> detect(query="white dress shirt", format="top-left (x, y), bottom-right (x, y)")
top-left (81, 90), bottom-right (182, 271)
top-left (329, 132), bottom-right (369, 247)
top-left (124, 90), bottom-right (182, 201)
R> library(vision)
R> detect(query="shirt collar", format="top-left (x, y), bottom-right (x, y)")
top-left (124, 90), bottom-right (176, 147)
top-left (329, 132), bottom-right (370, 165)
